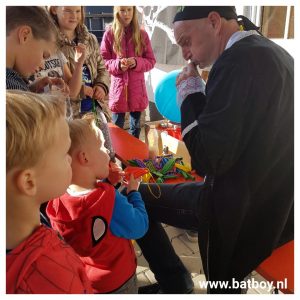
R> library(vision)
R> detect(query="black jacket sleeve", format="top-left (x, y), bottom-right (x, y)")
top-left (181, 60), bottom-right (254, 176)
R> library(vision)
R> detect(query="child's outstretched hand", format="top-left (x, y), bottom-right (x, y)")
top-left (125, 174), bottom-right (141, 194)
top-left (108, 161), bottom-right (124, 186)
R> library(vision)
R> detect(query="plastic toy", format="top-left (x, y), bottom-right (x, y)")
top-left (124, 166), bottom-right (149, 181)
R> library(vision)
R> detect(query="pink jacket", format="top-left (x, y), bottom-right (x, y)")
top-left (100, 26), bottom-right (156, 113)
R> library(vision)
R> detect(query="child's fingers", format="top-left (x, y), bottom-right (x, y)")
top-left (93, 86), bottom-right (106, 100)
top-left (85, 86), bottom-right (94, 97)
top-left (122, 178), bottom-right (129, 186)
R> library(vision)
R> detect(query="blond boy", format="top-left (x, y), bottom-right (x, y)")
top-left (6, 90), bottom-right (92, 293)
top-left (47, 116), bottom-right (148, 293)
top-left (6, 6), bottom-right (68, 93)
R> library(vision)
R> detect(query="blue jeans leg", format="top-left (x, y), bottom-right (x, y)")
top-left (136, 182), bottom-right (204, 293)
top-left (129, 111), bottom-right (141, 138)
top-left (112, 112), bottom-right (125, 129)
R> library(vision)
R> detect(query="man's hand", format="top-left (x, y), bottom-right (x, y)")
top-left (176, 62), bottom-right (200, 86)
top-left (175, 62), bottom-right (206, 109)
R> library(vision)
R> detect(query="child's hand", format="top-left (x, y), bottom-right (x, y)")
top-left (83, 85), bottom-right (94, 98)
top-left (120, 58), bottom-right (129, 72)
top-left (127, 57), bottom-right (137, 69)
top-left (108, 161), bottom-right (125, 185)
top-left (125, 174), bottom-right (141, 194)
top-left (93, 86), bottom-right (106, 101)
top-left (74, 43), bottom-right (87, 64)
top-left (49, 78), bottom-right (70, 94)
top-left (30, 77), bottom-right (70, 95)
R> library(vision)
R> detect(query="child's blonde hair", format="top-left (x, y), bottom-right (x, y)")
top-left (68, 114), bottom-right (100, 155)
top-left (112, 6), bottom-right (145, 57)
top-left (6, 90), bottom-right (66, 172)
top-left (48, 6), bottom-right (85, 28)
top-left (6, 6), bottom-right (58, 41)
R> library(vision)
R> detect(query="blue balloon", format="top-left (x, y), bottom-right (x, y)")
top-left (154, 70), bottom-right (181, 123)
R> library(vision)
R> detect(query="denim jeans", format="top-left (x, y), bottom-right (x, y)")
top-left (112, 111), bottom-right (142, 138)
top-left (136, 182), bottom-right (205, 293)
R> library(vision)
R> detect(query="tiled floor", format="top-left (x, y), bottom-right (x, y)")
top-left (134, 224), bottom-right (207, 294)
top-left (134, 224), bottom-right (279, 294)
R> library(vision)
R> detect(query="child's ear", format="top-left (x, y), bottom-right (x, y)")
top-left (77, 151), bottom-right (89, 165)
top-left (50, 6), bottom-right (58, 16)
top-left (15, 169), bottom-right (37, 197)
top-left (18, 25), bottom-right (32, 44)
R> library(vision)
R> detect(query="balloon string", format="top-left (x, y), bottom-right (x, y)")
top-left (145, 173), bottom-right (161, 199)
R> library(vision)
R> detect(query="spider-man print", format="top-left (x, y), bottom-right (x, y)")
top-left (92, 216), bottom-right (107, 246)
top-left (46, 183), bottom-right (137, 293)
top-left (6, 225), bottom-right (92, 294)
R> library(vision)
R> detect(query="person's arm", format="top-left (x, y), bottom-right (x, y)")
top-left (180, 61), bottom-right (252, 176)
top-left (63, 43), bottom-right (87, 99)
top-left (110, 190), bottom-right (148, 239)
top-left (100, 30), bottom-right (123, 76)
top-left (131, 30), bottom-right (156, 73)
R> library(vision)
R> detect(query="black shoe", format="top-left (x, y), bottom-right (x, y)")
top-left (138, 282), bottom-right (194, 294)
top-left (138, 283), bottom-right (161, 294)
top-left (185, 230), bottom-right (198, 243)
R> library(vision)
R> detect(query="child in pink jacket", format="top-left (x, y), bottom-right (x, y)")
top-left (101, 6), bottom-right (156, 138)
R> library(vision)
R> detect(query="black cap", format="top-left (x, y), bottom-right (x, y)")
top-left (173, 6), bottom-right (237, 23)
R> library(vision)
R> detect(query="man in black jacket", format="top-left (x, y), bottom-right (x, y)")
top-left (137, 6), bottom-right (293, 294)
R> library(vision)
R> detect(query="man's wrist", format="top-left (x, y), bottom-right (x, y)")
top-left (176, 76), bottom-right (206, 109)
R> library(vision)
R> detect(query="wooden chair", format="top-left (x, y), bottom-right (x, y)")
top-left (255, 240), bottom-right (294, 293)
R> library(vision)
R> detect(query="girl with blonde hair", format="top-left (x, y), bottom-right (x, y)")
top-left (101, 6), bottom-right (156, 138)
top-left (48, 6), bottom-right (115, 159)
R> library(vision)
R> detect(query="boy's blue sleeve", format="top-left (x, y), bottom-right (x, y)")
top-left (110, 190), bottom-right (149, 239)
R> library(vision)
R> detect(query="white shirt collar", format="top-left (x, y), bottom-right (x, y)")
top-left (225, 30), bottom-right (259, 50)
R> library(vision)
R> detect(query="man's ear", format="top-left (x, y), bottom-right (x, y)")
top-left (77, 150), bottom-right (89, 165)
top-left (17, 25), bottom-right (32, 44)
top-left (15, 169), bottom-right (37, 197)
top-left (208, 12), bottom-right (222, 32)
